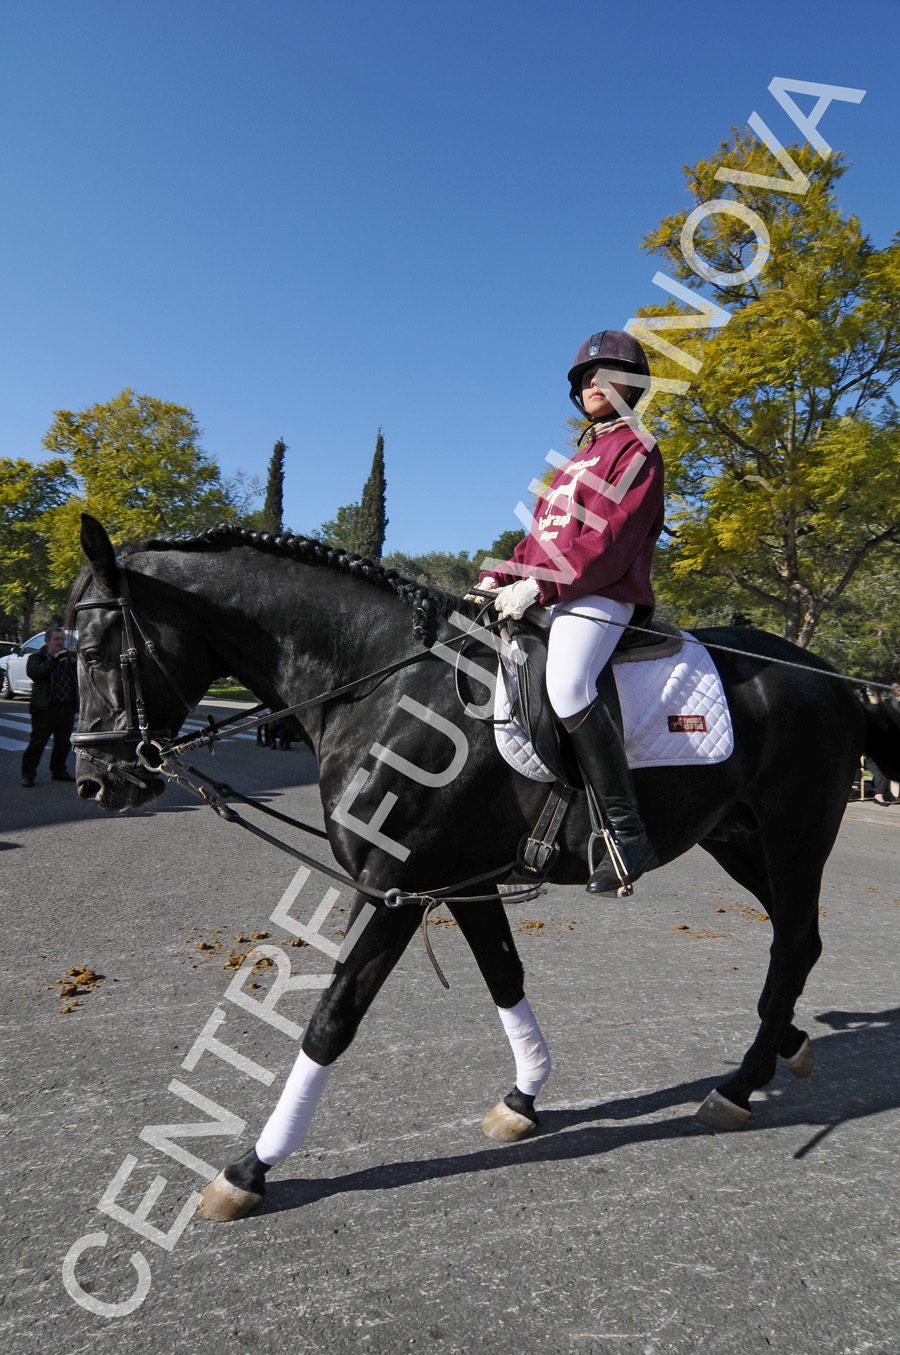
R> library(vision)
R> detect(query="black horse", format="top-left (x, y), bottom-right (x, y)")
top-left (71, 514), bottom-right (900, 1219)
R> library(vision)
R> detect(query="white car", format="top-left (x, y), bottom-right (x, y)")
top-left (0, 632), bottom-right (75, 699)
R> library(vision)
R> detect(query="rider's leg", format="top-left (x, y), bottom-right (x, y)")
top-left (546, 595), bottom-right (658, 894)
top-left (561, 681), bottom-right (659, 893)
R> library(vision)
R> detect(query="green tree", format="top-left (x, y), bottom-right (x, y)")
top-left (319, 429), bottom-right (389, 558)
top-left (42, 389), bottom-right (250, 585)
top-left (355, 428), bottom-right (388, 558)
top-left (802, 547), bottom-right (900, 682)
top-left (382, 550), bottom-right (475, 594)
top-left (635, 131), bottom-right (900, 647)
top-left (380, 530), bottom-right (546, 597)
top-left (0, 457), bottom-right (74, 636)
top-left (381, 530), bottom-right (543, 596)
top-left (474, 529), bottom-right (526, 572)
top-left (319, 501), bottom-right (361, 552)
top-left (261, 438), bottom-right (287, 534)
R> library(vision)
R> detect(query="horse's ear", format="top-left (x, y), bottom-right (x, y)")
top-left (80, 514), bottom-right (119, 594)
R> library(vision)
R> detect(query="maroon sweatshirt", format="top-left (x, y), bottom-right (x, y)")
top-left (480, 422), bottom-right (664, 607)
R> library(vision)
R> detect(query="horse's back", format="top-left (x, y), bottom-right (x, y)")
top-left (610, 625), bottom-right (864, 869)
top-left (692, 626), bottom-right (862, 723)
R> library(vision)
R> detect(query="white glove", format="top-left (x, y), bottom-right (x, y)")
top-left (464, 576), bottom-right (498, 603)
top-left (493, 577), bottom-right (541, 620)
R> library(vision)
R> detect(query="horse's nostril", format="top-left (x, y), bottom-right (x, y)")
top-left (78, 778), bottom-right (102, 801)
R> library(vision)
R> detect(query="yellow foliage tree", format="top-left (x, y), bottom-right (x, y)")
top-left (634, 131), bottom-right (900, 647)
top-left (0, 457), bottom-right (73, 635)
top-left (42, 390), bottom-right (248, 588)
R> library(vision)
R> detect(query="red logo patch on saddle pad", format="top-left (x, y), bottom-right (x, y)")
top-left (668, 714), bottom-right (707, 733)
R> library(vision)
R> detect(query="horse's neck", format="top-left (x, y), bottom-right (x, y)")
top-left (167, 549), bottom-right (405, 718)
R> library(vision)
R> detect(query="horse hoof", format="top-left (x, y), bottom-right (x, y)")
top-left (481, 1100), bottom-right (537, 1143)
top-left (782, 1036), bottom-right (815, 1079)
top-left (697, 1089), bottom-right (751, 1131)
top-left (197, 1171), bottom-right (262, 1222)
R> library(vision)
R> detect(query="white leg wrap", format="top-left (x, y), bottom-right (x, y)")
top-left (497, 997), bottom-right (551, 1096)
top-left (255, 1050), bottom-right (332, 1167)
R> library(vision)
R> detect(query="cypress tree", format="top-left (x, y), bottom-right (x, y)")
top-left (261, 439), bottom-right (287, 534)
top-left (319, 501), bottom-right (359, 551)
top-left (353, 428), bottom-right (388, 558)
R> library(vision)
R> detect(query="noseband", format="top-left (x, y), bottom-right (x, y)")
top-left (70, 568), bottom-right (193, 769)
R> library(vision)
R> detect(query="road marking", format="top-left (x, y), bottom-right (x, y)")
top-left (0, 713), bottom-right (261, 754)
top-left (0, 715), bottom-right (29, 750)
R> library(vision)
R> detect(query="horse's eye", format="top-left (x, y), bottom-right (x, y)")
top-left (81, 648), bottom-right (103, 666)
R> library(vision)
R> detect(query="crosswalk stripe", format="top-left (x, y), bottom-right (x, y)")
top-left (0, 715), bottom-right (259, 751)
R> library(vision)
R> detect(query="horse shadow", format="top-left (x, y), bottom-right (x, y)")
top-left (261, 1006), bottom-right (900, 1215)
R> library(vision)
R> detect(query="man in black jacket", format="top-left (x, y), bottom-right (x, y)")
top-left (21, 627), bottom-right (78, 788)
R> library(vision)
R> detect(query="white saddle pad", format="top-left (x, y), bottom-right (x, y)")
top-left (494, 632), bottom-right (734, 782)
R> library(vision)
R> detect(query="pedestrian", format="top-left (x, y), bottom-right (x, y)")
top-left (864, 687), bottom-right (896, 805)
top-left (468, 330), bottom-right (665, 895)
top-left (870, 758), bottom-right (894, 805)
top-left (21, 626), bottom-right (78, 787)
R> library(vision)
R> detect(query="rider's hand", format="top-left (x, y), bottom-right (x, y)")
top-left (493, 577), bottom-right (541, 620)
top-left (464, 577), bottom-right (498, 603)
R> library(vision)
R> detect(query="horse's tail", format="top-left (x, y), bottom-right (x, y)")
top-left (863, 698), bottom-right (900, 779)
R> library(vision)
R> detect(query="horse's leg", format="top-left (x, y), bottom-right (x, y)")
top-left (199, 893), bottom-right (423, 1220)
top-left (700, 835), bottom-right (813, 1062)
top-left (448, 890), bottom-right (551, 1144)
top-left (697, 829), bottom-right (823, 1130)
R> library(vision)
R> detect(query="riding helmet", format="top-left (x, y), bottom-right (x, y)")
top-left (567, 330), bottom-right (650, 415)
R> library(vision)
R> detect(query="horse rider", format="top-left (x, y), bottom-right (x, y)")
top-left (471, 330), bottom-right (665, 895)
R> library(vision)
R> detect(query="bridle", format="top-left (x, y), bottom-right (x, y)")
top-left (70, 568), bottom-right (195, 776)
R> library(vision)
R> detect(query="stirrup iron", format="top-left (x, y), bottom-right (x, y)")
top-left (584, 784), bottom-right (633, 899)
top-left (600, 827), bottom-right (634, 898)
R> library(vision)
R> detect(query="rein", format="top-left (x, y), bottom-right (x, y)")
top-left (71, 579), bottom-right (545, 988)
top-left (148, 747), bottom-right (541, 909)
top-left (467, 588), bottom-right (897, 695)
top-left (569, 613), bottom-right (899, 696)
top-left (159, 647), bottom-right (441, 755)
top-left (75, 568), bottom-right (887, 988)
top-left (150, 623), bottom-right (547, 923)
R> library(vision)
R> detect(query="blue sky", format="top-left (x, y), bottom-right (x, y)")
top-left (1, 0), bottom-right (898, 559)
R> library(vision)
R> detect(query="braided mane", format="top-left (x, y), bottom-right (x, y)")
top-left (132, 523), bottom-right (477, 646)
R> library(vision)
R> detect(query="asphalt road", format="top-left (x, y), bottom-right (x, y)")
top-left (1, 695), bottom-right (899, 1355)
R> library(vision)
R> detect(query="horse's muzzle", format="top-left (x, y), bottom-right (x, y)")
top-left (76, 755), bottom-right (166, 811)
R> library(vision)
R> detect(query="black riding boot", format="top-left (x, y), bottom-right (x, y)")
top-left (562, 695), bottom-right (658, 895)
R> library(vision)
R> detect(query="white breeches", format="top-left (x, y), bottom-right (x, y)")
top-left (255, 1050), bottom-right (332, 1167)
top-left (544, 594), bottom-right (635, 720)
